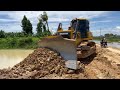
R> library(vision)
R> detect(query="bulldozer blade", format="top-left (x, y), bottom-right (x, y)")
top-left (38, 36), bottom-right (77, 69)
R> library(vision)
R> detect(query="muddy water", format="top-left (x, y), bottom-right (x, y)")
top-left (0, 49), bottom-right (33, 69)
top-left (93, 40), bottom-right (120, 48)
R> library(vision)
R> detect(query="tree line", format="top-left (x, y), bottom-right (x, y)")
top-left (94, 33), bottom-right (120, 42)
top-left (0, 11), bottom-right (51, 38)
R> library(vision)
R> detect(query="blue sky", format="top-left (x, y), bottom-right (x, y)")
top-left (0, 11), bottom-right (120, 36)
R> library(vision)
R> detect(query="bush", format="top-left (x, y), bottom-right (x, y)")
top-left (42, 31), bottom-right (52, 37)
top-left (0, 30), bottom-right (5, 38)
top-left (18, 37), bottom-right (33, 48)
top-left (8, 38), bottom-right (17, 48)
top-left (0, 37), bottom-right (40, 49)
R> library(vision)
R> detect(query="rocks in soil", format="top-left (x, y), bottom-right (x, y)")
top-left (1, 45), bottom-right (119, 79)
top-left (0, 48), bottom-right (70, 79)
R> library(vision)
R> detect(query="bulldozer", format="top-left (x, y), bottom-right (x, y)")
top-left (39, 18), bottom-right (96, 70)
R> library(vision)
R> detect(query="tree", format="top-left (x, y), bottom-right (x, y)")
top-left (0, 30), bottom-right (5, 38)
top-left (21, 15), bottom-right (33, 35)
top-left (21, 15), bottom-right (27, 34)
top-left (43, 24), bottom-right (46, 32)
top-left (37, 11), bottom-right (52, 37)
top-left (27, 20), bottom-right (33, 35)
top-left (105, 34), bottom-right (110, 37)
top-left (42, 11), bottom-right (49, 31)
top-left (36, 19), bottom-right (43, 36)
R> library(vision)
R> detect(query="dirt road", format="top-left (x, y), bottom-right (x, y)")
top-left (78, 45), bottom-right (120, 79)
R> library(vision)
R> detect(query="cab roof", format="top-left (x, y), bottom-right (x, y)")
top-left (72, 18), bottom-right (88, 21)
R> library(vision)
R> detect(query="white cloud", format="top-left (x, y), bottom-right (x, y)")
top-left (0, 23), bottom-right (21, 32)
top-left (116, 26), bottom-right (120, 29)
top-left (48, 18), bottom-right (70, 22)
top-left (0, 23), bottom-right (37, 33)
top-left (1, 11), bottom-right (108, 22)
top-left (0, 11), bottom-right (111, 35)
top-left (0, 19), bottom-right (17, 22)
top-left (46, 11), bottom-right (108, 19)
top-left (7, 11), bottom-right (43, 20)
top-left (91, 20), bottom-right (112, 24)
top-left (91, 27), bottom-right (120, 36)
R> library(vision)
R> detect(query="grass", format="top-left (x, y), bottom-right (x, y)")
top-left (0, 37), bottom-right (42, 49)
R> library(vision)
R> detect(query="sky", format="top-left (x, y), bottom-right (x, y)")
top-left (0, 11), bottom-right (120, 36)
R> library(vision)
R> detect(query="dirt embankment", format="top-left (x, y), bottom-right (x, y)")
top-left (82, 45), bottom-right (120, 79)
top-left (0, 45), bottom-right (120, 79)
top-left (0, 48), bottom-right (69, 79)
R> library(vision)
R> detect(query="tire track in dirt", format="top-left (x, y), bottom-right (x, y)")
top-left (83, 45), bottom-right (120, 79)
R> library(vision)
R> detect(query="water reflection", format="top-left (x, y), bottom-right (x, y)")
top-left (0, 50), bottom-right (33, 69)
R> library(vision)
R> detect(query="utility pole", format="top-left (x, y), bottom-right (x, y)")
top-left (100, 28), bottom-right (101, 37)
top-left (100, 28), bottom-right (102, 40)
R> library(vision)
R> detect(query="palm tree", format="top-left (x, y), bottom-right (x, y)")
top-left (41, 11), bottom-right (49, 31)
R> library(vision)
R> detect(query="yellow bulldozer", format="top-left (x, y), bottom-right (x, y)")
top-left (39, 18), bottom-right (96, 70)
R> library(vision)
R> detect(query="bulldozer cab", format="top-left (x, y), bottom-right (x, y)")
top-left (71, 18), bottom-right (89, 39)
top-left (57, 18), bottom-right (91, 40)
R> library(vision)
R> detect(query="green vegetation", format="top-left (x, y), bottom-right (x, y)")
top-left (36, 11), bottom-right (51, 37)
top-left (0, 37), bottom-right (41, 49)
top-left (0, 30), bottom-right (5, 38)
top-left (36, 19), bottom-right (43, 36)
top-left (94, 33), bottom-right (120, 42)
top-left (0, 11), bottom-right (52, 49)
top-left (21, 15), bottom-right (33, 35)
